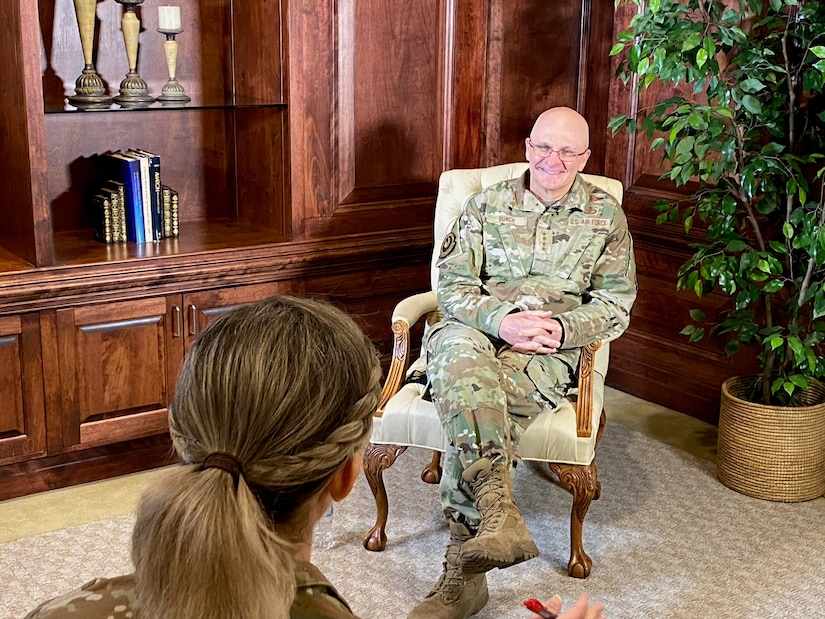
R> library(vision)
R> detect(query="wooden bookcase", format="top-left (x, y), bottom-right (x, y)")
top-left (0, 0), bottom-right (361, 499)
top-left (6, 0), bottom-right (288, 269)
top-left (0, 0), bottom-right (437, 500)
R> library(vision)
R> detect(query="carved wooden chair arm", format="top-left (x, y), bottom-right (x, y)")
top-left (376, 291), bottom-right (438, 417)
top-left (575, 340), bottom-right (602, 438)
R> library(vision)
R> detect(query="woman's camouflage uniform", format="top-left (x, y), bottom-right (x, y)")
top-left (426, 171), bottom-right (637, 527)
top-left (24, 562), bottom-right (360, 619)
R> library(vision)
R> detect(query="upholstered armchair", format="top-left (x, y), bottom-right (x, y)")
top-left (363, 163), bottom-right (623, 578)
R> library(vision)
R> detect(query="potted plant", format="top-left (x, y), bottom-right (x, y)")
top-left (608, 0), bottom-right (825, 500)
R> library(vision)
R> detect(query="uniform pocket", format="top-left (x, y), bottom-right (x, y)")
top-left (554, 229), bottom-right (602, 281)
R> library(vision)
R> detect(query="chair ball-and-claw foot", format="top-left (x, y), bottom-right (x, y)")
top-left (363, 527), bottom-right (388, 552)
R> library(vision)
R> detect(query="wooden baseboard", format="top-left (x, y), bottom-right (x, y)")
top-left (0, 434), bottom-right (176, 502)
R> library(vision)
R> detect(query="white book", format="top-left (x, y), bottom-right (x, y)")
top-left (126, 150), bottom-right (154, 241)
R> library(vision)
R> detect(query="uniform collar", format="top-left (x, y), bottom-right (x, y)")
top-left (519, 170), bottom-right (585, 213)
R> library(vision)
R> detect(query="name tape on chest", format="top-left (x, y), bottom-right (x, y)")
top-left (485, 214), bottom-right (529, 226)
top-left (569, 216), bottom-right (611, 227)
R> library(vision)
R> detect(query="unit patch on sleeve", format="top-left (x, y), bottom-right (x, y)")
top-left (439, 232), bottom-right (458, 259)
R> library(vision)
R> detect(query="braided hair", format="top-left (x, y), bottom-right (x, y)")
top-left (132, 296), bottom-right (381, 619)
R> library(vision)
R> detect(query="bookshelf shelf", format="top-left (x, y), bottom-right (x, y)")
top-left (52, 220), bottom-right (286, 266)
top-left (45, 98), bottom-right (288, 115)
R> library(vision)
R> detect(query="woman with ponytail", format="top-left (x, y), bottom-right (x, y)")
top-left (25, 295), bottom-right (382, 619)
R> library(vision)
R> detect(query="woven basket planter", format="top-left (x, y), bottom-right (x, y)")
top-left (717, 376), bottom-right (825, 502)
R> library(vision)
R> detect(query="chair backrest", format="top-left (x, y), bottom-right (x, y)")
top-left (431, 163), bottom-right (624, 289)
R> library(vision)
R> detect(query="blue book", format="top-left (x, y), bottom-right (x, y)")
top-left (132, 149), bottom-right (163, 241)
top-left (101, 151), bottom-right (145, 243)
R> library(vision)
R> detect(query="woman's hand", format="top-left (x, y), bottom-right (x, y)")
top-left (527, 594), bottom-right (605, 619)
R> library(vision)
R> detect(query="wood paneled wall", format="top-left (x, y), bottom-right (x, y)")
top-left (287, 0), bottom-right (615, 239)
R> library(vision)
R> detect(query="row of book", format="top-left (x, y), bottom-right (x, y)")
top-left (90, 149), bottom-right (180, 244)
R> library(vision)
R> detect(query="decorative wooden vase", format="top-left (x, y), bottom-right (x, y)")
top-left (717, 375), bottom-right (825, 502)
top-left (157, 31), bottom-right (190, 105)
top-left (68, 0), bottom-right (113, 109)
top-left (112, 0), bottom-right (155, 108)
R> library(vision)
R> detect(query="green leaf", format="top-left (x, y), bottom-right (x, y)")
top-left (783, 222), bottom-right (794, 238)
top-left (638, 57), bottom-right (651, 75)
top-left (769, 0), bottom-right (782, 11)
top-left (610, 43), bottom-right (626, 57)
top-left (682, 32), bottom-right (701, 52)
top-left (616, 30), bottom-right (634, 44)
top-left (763, 279), bottom-right (784, 293)
top-left (689, 308), bottom-right (706, 323)
top-left (769, 335), bottom-right (784, 350)
top-left (761, 142), bottom-right (784, 155)
top-left (788, 337), bottom-right (805, 363)
top-left (771, 377), bottom-right (785, 395)
top-left (696, 48), bottom-right (709, 69)
top-left (741, 95), bottom-right (762, 114)
top-left (607, 115), bottom-right (628, 135)
top-left (814, 288), bottom-right (825, 319)
top-left (725, 239), bottom-right (748, 252)
top-left (740, 78), bottom-right (766, 93)
top-left (789, 375), bottom-right (809, 389)
top-left (811, 46), bottom-right (825, 59)
top-left (730, 26), bottom-right (747, 44)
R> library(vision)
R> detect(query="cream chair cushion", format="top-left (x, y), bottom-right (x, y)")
top-left (371, 164), bottom-right (621, 465)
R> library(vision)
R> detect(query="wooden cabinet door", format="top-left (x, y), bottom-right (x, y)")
top-left (182, 281), bottom-right (294, 351)
top-left (52, 297), bottom-right (182, 451)
top-left (0, 314), bottom-right (46, 464)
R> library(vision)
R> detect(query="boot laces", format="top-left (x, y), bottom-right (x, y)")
top-left (429, 540), bottom-right (466, 601)
top-left (473, 478), bottom-right (510, 533)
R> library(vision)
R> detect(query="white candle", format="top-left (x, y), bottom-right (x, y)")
top-left (158, 5), bottom-right (181, 30)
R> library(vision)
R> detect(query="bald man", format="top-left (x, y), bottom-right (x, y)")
top-left (409, 108), bottom-right (637, 619)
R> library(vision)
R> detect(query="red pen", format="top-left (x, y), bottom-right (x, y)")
top-left (524, 598), bottom-right (558, 619)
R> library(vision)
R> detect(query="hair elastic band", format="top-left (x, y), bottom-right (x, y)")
top-left (199, 452), bottom-right (243, 485)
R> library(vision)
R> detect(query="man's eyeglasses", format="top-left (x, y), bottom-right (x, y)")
top-left (527, 138), bottom-right (587, 163)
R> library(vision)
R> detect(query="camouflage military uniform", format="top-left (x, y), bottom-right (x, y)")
top-left (426, 171), bottom-right (637, 527)
top-left (24, 562), bottom-right (359, 619)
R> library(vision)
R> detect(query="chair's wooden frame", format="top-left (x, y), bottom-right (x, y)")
top-left (363, 299), bottom-right (606, 578)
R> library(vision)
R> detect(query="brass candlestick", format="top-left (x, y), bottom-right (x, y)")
top-left (68, 0), bottom-right (112, 109)
top-left (113, 0), bottom-right (155, 108)
top-left (157, 29), bottom-right (190, 105)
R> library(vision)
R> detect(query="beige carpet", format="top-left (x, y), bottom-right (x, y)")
top-left (2, 391), bottom-right (824, 618)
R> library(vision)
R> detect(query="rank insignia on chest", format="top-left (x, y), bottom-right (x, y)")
top-left (439, 232), bottom-right (458, 259)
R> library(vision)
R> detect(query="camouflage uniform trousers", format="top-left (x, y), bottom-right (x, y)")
top-left (426, 318), bottom-right (578, 529)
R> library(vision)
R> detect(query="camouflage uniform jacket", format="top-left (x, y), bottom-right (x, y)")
top-left (435, 171), bottom-right (637, 350)
top-left (24, 562), bottom-right (359, 619)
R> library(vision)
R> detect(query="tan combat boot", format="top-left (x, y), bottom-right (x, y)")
top-left (407, 521), bottom-right (489, 619)
top-left (458, 457), bottom-right (539, 574)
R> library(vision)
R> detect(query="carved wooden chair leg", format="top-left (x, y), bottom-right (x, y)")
top-left (548, 459), bottom-right (601, 578)
top-left (363, 443), bottom-right (408, 551)
top-left (421, 450), bottom-right (442, 483)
